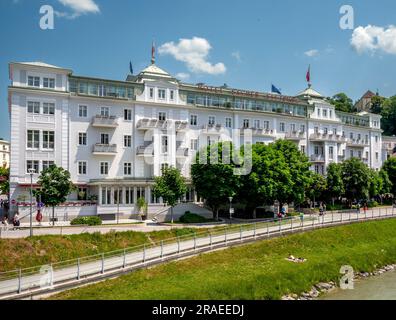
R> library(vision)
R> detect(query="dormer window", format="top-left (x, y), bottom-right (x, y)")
top-left (170, 90), bottom-right (174, 100)
top-left (43, 77), bottom-right (55, 89)
top-left (323, 109), bottom-right (327, 117)
top-left (158, 89), bottom-right (166, 100)
top-left (28, 76), bottom-right (40, 87)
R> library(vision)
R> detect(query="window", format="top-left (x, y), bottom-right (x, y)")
top-left (27, 130), bottom-right (40, 149)
top-left (101, 187), bottom-right (111, 205)
top-left (254, 120), bottom-right (261, 129)
top-left (376, 152), bottom-right (379, 161)
top-left (314, 127), bottom-right (319, 134)
top-left (375, 136), bottom-right (379, 143)
top-left (191, 139), bottom-right (198, 151)
top-left (263, 121), bottom-right (270, 130)
top-left (79, 105), bottom-right (88, 118)
top-left (42, 161), bottom-right (55, 171)
top-left (43, 103), bottom-right (55, 115)
top-left (27, 101), bottom-right (40, 114)
top-left (243, 119), bottom-right (250, 129)
top-left (366, 151), bottom-right (369, 159)
top-left (300, 125), bottom-right (305, 133)
top-left (279, 122), bottom-right (285, 132)
top-left (350, 132), bottom-right (354, 140)
top-left (329, 110), bottom-right (333, 118)
top-left (28, 76), bottom-right (40, 87)
top-left (149, 88), bottom-right (154, 98)
top-left (159, 112), bottom-right (166, 121)
top-left (158, 89), bottom-right (166, 99)
top-left (208, 116), bottom-right (215, 126)
top-left (124, 163), bottom-right (132, 176)
top-left (315, 165), bottom-right (319, 174)
top-left (100, 107), bottom-right (110, 117)
top-left (323, 109), bottom-right (328, 117)
top-left (329, 146), bottom-right (334, 160)
top-left (100, 162), bottom-right (109, 175)
top-left (350, 150), bottom-right (354, 158)
top-left (314, 146), bottom-right (320, 155)
top-left (226, 118), bottom-right (232, 128)
top-left (161, 136), bottom-right (169, 154)
top-left (357, 134), bottom-right (361, 140)
top-left (125, 187), bottom-right (134, 205)
top-left (42, 131), bottom-right (55, 149)
top-left (170, 90), bottom-right (174, 100)
top-left (190, 115), bottom-right (197, 126)
top-left (317, 108), bottom-right (321, 117)
top-left (333, 128), bottom-right (337, 135)
top-left (324, 128), bottom-right (328, 135)
top-left (43, 78), bottom-right (55, 89)
top-left (290, 124), bottom-right (296, 132)
top-left (124, 109), bottom-right (132, 121)
top-left (26, 160), bottom-right (39, 174)
top-left (358, 151), bottom-right (362, 159)
top-left (101, 133), bottom-right (109, 145)
top-left (78, 161), bottom-right (87, 175)
top-left (301, 146), bottom-right (306, 154)
top-left (78, 133), bottom-right (87, 146)
top-left (124, 135), bottom-right (132, 148)
top-left (365, 135), bottom-right (369, 144)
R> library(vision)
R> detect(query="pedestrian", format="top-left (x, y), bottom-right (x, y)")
top-left (363, 203), bottom-right (368, 215)
top-left (356, 203), bottom-right (361, 214)
top-left (323, 203), bottom-right (327, 215)
top-left (13, 212), bottom-right (20, 230)
top-left (299, 212), bottom-right (304, 225)
top-left (2, 214), bottom-right (9, 232)
top-left (319, 203), bottom-right (324, 216)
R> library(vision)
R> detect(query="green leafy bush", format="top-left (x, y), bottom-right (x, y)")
top-left (71, 216), bottom-right (102, 226)
top-left (368, 201), bottom-right (379, 208)
top-left (179, 212), bottom-right (212, 224)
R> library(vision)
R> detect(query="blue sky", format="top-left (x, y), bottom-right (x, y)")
top-left (1, 0), bottom-right (396, 140)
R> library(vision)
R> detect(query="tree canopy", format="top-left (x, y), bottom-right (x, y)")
top-left (383, 157), bottom-right (396, 195)
top-left (329, 93), bottom-right (355, 113)
top-left (341, 158), bottom-right (371, 201)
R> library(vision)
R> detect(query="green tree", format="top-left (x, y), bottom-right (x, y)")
top-left (153, 167), bottom-right (187, 223)
top-left (0, 167), bottom-right (9, 195)
top-left (306, 172), bottom-right (327, 206)
top-left (136, 197), bottom-right (148, 220)
top-left (326, 163), bottom-right (345, 205)
top-left (381, 96), bottom-right (396, 136)
top-left (368, 169), bottom-right (382, 199)
top-left (191, 142), bottom-right (241, 221)
top-left (329, 93), bottom-right (355, 113)
top-left (379, 169), bottom-right (392, 195)
top-left (383, 157), bottom-right (396, 195)
top-left (35, 165), bottom-right (76, 225)
top-left (341, 158), bottom-right (371, 204)
top-left (370, 95), bottom-right (385, 114)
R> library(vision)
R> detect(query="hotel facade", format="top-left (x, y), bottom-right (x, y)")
top-left (7, 61), bottom-right (383, 220)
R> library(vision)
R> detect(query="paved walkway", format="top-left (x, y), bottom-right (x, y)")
top-left (0, 207), bottom-right (394, 299)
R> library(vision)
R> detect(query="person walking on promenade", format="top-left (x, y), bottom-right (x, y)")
top-left (13, 212), bottom-right (20, 230)
top-left (1, 213), bottom-right (9, 232)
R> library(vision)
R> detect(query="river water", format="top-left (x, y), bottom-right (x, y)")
top-left (320, 270), bottom-right (396, 300)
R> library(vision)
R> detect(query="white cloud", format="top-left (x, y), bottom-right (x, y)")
top-left (231, 51), bottom-right (241, 62)
top-left (158, 37), bottom-right (226, 75)
top-left (304, 49), bottom-right (319, 57)
top-left (176, 73), bottom-right (190, 81)
top-left (57, 0), bottom-right (100, 19)
top-left (351, 25), bottom-right (396, 55)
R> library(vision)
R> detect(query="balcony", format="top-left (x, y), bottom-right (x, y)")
top-left (346, 139), bottom-right (369, 148)
top-left (91, 115), bottom-right (118, 128)
top-left (310, 155), bottom-right (326, 163)
top-left (309, 133), bottom-right (347, 143)
top-left (136, 143), bottom-right (154, 156)
top-left (137, 118), bottom-right (169, 130)
top-left (201, 124), bottom-right (225, 135)
top-left (285, 131), bottom-right (305, 141)
top-left (92, 144), bottom-right (117, 156)
top-left (176, 148), bottom-right (190, 157)
top-left (175, 121), bottom-right (189, 131)
top-left (338, 155), bottom-right (346, 161)
top-left (241, 128), bottom-right (275, 137)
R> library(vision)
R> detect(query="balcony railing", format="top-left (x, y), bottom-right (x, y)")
top-left (309, 133), bottom-right (347, 143)
top-left (201, 124), bottom-right (224, 134)
top-left (175, 121), bottom-right (189, 131)
top-left (92, 144), bottom-right (117, 155)
top-left (91, 115), bottom-right (118, 128)
top-left (285, 131), bottom-right (305, 141)
top-left (346, 139), bottom-right (369, 148)
top-left (136, 144), bottom-right (154, 156)
top-left (310, 155), bottom-right (326, 163)
top-left (240, 128), bottom-right (275, 137)
top-left (137, 119), bottom-right (169, 130)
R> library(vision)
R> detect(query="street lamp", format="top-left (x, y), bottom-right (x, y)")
top-left (228, 197), bottom-right (233, 224)
top-left (28, 168), bottom-right (36, 237)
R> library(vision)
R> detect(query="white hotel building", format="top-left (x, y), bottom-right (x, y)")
top-left (7, 61), bottom-right (383, 220)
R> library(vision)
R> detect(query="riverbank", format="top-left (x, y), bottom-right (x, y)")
top-left (49, 218), bottom-right (396, 300)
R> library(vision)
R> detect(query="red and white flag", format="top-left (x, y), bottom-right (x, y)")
top-left (151, 41), bottom-right (156, 64)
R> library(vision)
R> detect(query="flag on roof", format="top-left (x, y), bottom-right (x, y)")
top-left (306, 65), bottom-right (311, 84)
top-left (271, 84), bottom-right (282, 95)
top-left (129, 61), bottom-right (134, 74)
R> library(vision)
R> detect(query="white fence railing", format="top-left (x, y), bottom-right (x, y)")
top-left (0, 206), bottom-right (395, 299)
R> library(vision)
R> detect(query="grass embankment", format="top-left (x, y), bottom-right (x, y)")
top-left (51, 219), bottom-right (396, 300)
top-left (0, 228), bottom-right (209, 272)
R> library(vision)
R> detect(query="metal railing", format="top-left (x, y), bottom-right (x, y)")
top-left (0, 206), bottom-right (394, 299)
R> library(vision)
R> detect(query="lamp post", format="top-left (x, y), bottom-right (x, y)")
top-left (228, 197), bottom-right (233, 225)
top-left (117, 187), bottom-right (120, 225)
top-left (28, 168), bottom-right (36, 237)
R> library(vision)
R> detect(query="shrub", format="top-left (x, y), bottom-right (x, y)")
top-left (368, 201), bottom-right (379, 208)
top-left (71, 216), bottom-right (102, 226)
top-left (179, 212), bottom-right (211, 224)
